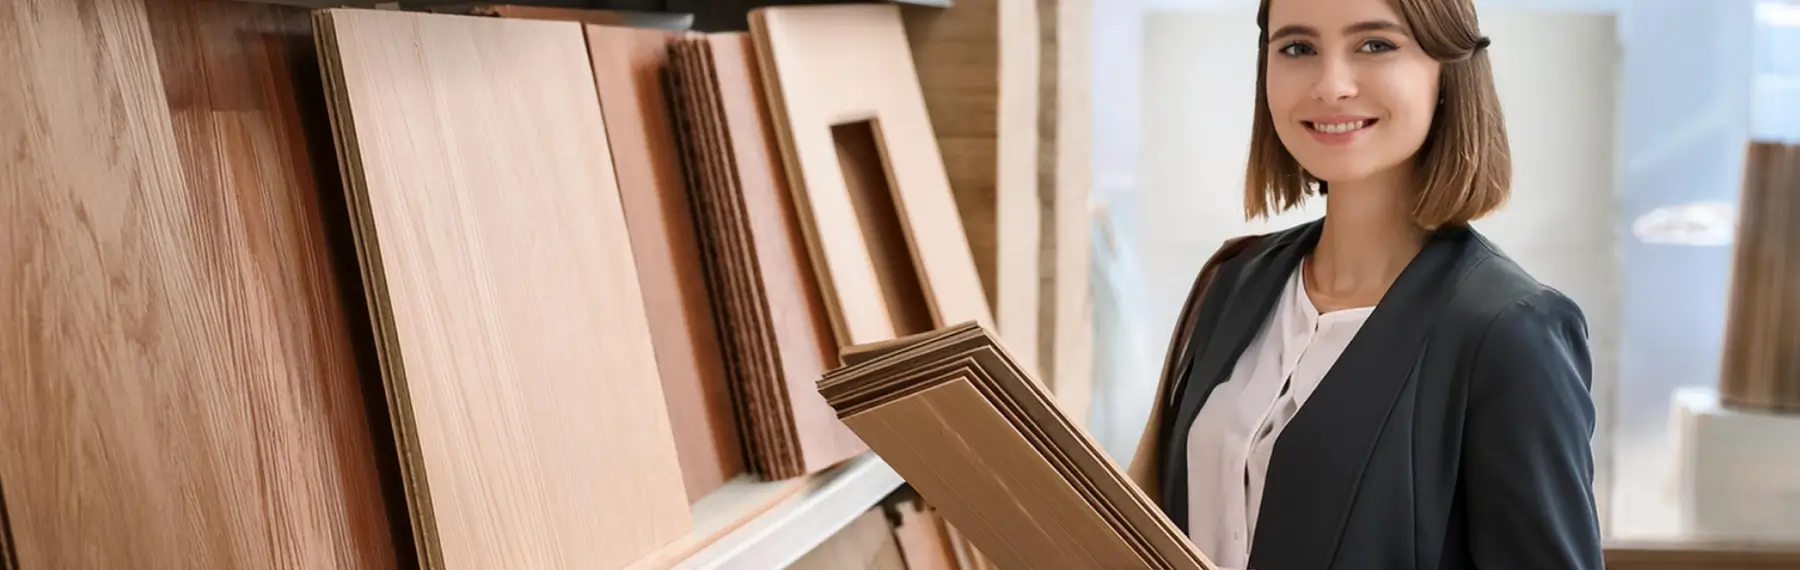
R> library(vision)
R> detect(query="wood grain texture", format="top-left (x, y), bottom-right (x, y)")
top-left (903, 0), bottom-right (1042, 377)
top-left (587, 24), bottom-right (743, 503)
top-left (315, 9), bottom-right (689, 568)
top-left (1719, 141), bottom-right (1800, 413)
top-left (0, 0), bottom-right (397, 566)
top-left (750, 4), bottom-right (995, 347)
top-left (818, 323), bottom-right (1213, 570)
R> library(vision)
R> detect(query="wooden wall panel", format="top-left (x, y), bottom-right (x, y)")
top-left (587, 24), bottom-right (744, 504)
top-left (903, 0), bottom-right (1043, 377)
top-left (1719, 141), bottom-right (1800, 413)
top-left (0, 0), bottom-right (397, 567)
top-left (315, 9), bottom-right (689, 568)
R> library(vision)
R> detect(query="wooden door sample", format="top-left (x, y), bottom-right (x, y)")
top-left (587, 24), bottom-right (744, 503)
top-left (315, 9), bottom-right (689, 568)
top-left (1, 0), bottom-right (398, 567)
top-left (750, 4), bottom-right (995, 347)
top-left (1720, 141), bottom-right (1800, 413)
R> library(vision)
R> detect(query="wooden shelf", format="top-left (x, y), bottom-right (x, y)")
top-left (672, 453), bottom-right (903, 569)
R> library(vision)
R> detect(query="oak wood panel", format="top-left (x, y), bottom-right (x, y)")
top-left (315, 9), bottom-right (689, 568)
top-left (1720, 141), bottom-right (1800, 413)
top-left (1, 0), bottom-right (397, 566)
top-left (587, 24), bottom-right (743, 503)
top-left (750, 4), bottom-right (995, 347)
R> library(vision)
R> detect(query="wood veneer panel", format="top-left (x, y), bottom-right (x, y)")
top-left (1720, 141), bottom-right (1800, 413)
top-left (314, 9), bottom-right (689, 568)
top-left (1605, 540), bottom-right (1800, 570)
top-left (669, 33), bottom-right (867, 479)
top-left (749, 4), bottom-right (995, 347)
top-left (903, 0), bottom-right (1043, 377)
top-left (587, 24), bottom-right (743, 503)
top-left (819, 323), bottom-right (1214, 570)
top-left (1, 0), bottom-right (397, 566)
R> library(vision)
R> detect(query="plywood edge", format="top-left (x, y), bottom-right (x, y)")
top-left (311, 10), bottom-right (445, 568)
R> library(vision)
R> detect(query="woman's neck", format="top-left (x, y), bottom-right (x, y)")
top-left (1307, 168), bottom-right (1428, 311)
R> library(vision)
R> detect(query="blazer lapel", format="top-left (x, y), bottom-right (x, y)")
top-left (1248, 226), bottom-right (1474, 570)
top-left (1159, 221), bottom-right (1322, 531)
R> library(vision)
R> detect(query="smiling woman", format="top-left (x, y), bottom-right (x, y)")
top-left (1124, 0), bottom-right (1606, 568)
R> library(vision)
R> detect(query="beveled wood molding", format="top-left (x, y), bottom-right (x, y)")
top-left (1605, 539), bottom-right (1800, 569)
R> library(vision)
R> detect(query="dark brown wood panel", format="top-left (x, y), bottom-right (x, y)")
top-left (1720, 141), bottom-right (1800, 413)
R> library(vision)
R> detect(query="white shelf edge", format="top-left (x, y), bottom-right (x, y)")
top-left (673, 453), bottom-right (903, 570)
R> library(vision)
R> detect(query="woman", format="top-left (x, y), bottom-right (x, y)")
top-left (1126, 0), bottom-right (1605, 568)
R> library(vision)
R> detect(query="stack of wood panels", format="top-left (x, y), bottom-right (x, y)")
top-left (585, 24), bottom-right (744, 504)
top-left (1720, 141), bottom-right (1800, 413)
top-left (817, 322), bottom-right (1215, 570)
top-left (667, 32), bottom-right (868, 480)
top-left (313, 9), bottom-right (689, 568)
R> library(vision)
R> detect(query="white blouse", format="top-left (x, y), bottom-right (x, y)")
top-left (1186, 262), bottom-right (1373, 569)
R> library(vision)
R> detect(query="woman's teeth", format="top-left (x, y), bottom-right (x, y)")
top-left (1310, 120), bottom-right (1370, 134)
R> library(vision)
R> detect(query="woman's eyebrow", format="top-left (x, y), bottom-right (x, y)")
top-left (1268, 19), bottom-right (1409, 42)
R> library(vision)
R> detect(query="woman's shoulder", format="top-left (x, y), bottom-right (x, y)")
top-left (1439, 230), bottom-right (1589, 346)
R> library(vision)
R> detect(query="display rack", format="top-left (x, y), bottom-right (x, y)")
top-left (674, 453), bottom-right (904, 569)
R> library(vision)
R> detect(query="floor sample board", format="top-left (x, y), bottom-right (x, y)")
top-left (587, 24), bottom-right (744, 503)
top-left (0, 0), bottom-right (399, 567)
top-left (668, 32), bottom-right (867, 479)
top-left (1720, 141), bottom-right (1800, 413)
top-left (749, 4), bottom-right (995, 347)
top-left (315, 9), bottom-right (689, 568)
top-left (902, 0), bottom-right (1042, 377)
top-left (818, 323), bottom-right (1214, 570)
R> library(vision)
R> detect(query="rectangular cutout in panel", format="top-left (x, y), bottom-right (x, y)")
top-left (834, 119), bottom-right (934, 337)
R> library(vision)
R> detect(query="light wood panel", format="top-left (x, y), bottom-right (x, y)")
top-left (1719, 141), bottom-right (1800, 413)
top-left (1037, 0), bottom-right (1095, 424)
top-left (587, 24), bottom-right (743, 503)
top-left (903, 0), bottom-right (1042, 376)
top-left (819, 323), bottom-right (1213, 570)
top-left (1, 0), bottom-right (398, 566)
top-left (315, 9), bottom-right (688, 568)
top-left (750, 4), bottom-right (995, 347)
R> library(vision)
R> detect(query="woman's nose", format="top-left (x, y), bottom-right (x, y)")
top-left (1310, 57), bottom-right (1358, 102)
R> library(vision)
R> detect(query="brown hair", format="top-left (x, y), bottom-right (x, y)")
top-left (1244, 0), bottom-right (1511, 228)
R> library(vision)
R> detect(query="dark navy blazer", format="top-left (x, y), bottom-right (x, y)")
top-left (1152, 219), bottom-right (1604, 570)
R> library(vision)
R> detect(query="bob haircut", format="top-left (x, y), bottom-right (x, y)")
top-left (1244, 0), bottom-right (1511, 229)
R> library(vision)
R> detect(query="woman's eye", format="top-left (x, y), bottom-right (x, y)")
top-left (1277, 42), bottom-right (1315, 57)
top-left (1359, 39), bottom-right (1399, 53)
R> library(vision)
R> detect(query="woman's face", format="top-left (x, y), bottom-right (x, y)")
top-left (1264, 0), bottom-right (1442, 185)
